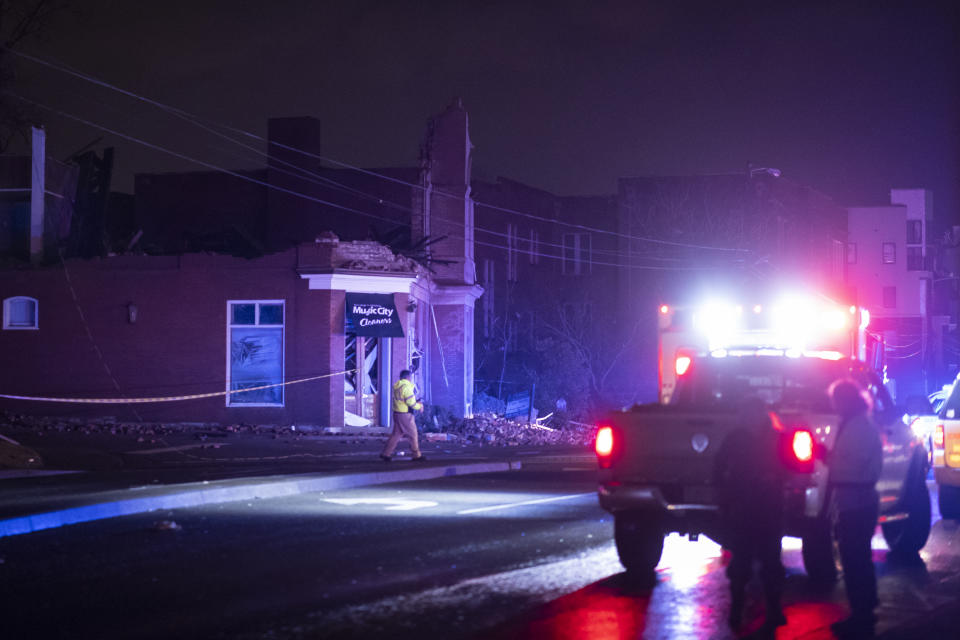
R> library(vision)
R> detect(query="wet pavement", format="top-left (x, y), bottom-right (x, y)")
top-left (2, 422), bottom-right (960, 639)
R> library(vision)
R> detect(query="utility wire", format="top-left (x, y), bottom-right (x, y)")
top-left (7, 46), bottom-right (750, 254)
top-left (49, 70), bottom-right (726, 267)
top-left (7, 91), bottom-right (720, 272)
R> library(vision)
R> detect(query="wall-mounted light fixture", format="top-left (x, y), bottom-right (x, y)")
top-left (127, 303), bottom-right (138, 324)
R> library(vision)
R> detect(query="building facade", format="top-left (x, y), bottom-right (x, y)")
top-left (847, 189), bottom-right (934, 399)
top-left (0, 101), bottom-right (480, 428)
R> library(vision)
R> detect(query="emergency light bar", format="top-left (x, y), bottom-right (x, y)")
top-left (686, 294), bottom-right (863, 353)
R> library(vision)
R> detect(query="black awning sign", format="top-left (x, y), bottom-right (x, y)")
top-left (345, 293), bottom-right (404, 337)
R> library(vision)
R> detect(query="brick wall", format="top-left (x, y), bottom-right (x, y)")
top-left (0, 249), bottom-right (344, 426)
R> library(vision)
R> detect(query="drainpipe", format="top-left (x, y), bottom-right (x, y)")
top-left (30, 126), bottom-right (45, 264)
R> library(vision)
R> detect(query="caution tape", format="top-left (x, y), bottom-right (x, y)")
top-left (0, 370), bottom-right (355, 404)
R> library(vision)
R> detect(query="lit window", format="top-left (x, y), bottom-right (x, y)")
top-left (882, 242), bottom-right (896, 264)
top-left (227, 300), bottom-right (284, 406)
top-left (3, 296), bottom-right (38, 330)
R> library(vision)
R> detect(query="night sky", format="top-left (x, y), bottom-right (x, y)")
top-left (10, 0), bottom-right (960, 229)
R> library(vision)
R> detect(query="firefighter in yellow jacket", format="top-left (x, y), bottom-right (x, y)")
top-left (380, 369), bottom-right (426, 461)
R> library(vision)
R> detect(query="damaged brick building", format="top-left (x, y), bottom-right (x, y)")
top-left (0, 101), bottom-right (481, 428)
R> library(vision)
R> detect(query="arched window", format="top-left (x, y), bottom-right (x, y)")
top-left (3, 296), bottom-right (38, 330)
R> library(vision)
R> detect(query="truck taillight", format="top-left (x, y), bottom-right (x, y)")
top-left (792, 429), bottom-right (814, 463)
top-left (934, 424), bottom-right (945, 450)
top-left (675, 355), bottom-right (692, 376)
top-left (596, 426), bottom-right (615, 467)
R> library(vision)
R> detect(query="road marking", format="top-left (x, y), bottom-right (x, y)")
top-left (323, 498), bottom-right (439, 511)
top-left (457, 492), bottom-right (594, 515)
top-left (126, 443), bottom-right (231, 455)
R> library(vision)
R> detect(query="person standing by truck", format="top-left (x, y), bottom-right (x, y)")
top-left (380, 369), bottom-right (426, 462)
top-left (715, 399), bottom-right (788, 631)
top-left (824, 379), bottom-right (883, 638)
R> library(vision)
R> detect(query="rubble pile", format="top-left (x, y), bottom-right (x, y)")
top-left (448, 412), bottom-right (597, 447)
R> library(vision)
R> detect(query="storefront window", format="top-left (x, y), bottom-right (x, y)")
top-left (227, 300), bottom-right (284, 406)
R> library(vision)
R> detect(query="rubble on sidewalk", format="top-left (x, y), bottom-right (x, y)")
top-left (442, 412), bottom-right (597, 447)
top-left (152, 520), bottom-right (182, 532)
top-left (0, 410), bottom-right (598, 449)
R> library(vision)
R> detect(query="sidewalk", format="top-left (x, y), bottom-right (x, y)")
top-left (0, 422), bottom-right (594, 538)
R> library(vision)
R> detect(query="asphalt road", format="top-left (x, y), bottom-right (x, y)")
top-left (1, 461), bottom-right (959, 640)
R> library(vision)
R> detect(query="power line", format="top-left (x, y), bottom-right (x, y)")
top-left (7, 46), bottom-right (751, 254)
top-left (48, 67), bottom-right (721, 268)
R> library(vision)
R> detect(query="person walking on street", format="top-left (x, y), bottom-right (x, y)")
top-left (380, 369), bottom-right (426, 462)
top-left (715, 399), bottom-right (788, 632)
top-left (823, 379), bottom-right (883, 638)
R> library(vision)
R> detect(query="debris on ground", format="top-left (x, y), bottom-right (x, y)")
top-left (445, 412), bottom-right (597, 447)
top-left (0, 436), bottom-right (44, 469)
top-left (152, 520), bottom-right (182, 532)
top-left (1, 410), bottom-right (597, 448)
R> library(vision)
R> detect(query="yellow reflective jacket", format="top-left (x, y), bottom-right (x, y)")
top-left (392, 379), bottom-right (422, 413)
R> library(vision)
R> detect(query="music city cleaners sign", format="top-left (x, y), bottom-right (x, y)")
top-left (345, 293), bottom-right (405, 338)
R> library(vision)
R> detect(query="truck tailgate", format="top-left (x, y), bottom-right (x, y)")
top-left (608, 408), bottom-right (739, 488)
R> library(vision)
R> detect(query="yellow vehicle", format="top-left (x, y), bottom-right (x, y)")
top-left (933, 375), bottom-right (960, 519)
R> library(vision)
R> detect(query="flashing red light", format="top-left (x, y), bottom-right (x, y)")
top-left (596, 426), bottom-right (614, 461)
top-left (792, 429), bottom-right (814, 463)
top-left (934, 424), bottom-right (945, 450)
top-left (659, 304), bottom-right (670, 315)
top-left (675, 355), bottom-right (692, 376)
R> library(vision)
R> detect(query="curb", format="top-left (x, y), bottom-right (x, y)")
top-left (0, 460), bottom-right (522, 539)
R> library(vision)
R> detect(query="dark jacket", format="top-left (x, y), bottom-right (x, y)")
top-left (715, 416), bottom-right (787, 526)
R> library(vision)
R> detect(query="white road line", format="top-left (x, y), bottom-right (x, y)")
top-left (323, 498), bottom-right (438, 511)
top-left (457, 492), bottom-right (594, 515)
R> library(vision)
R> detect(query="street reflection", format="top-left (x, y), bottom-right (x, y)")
top-left (494, 577), bottom-right (652, 640)
top-left (489, 528), bottom-right (918, 639)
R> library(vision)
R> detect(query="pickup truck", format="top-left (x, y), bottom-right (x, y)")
top-left (596, 352), bottom-right (931, 582)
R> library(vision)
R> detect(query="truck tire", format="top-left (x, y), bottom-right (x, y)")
top-left (801, 520), bottom-right (838, 584)
top-left (614, 512), bottom-right (664, 576)
top-left (938, 484), bottom-right (960, 520)
top-left (882, 459), bottom-right (931, 554)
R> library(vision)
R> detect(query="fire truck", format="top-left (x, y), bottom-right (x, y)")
top-left (657, 293), bottom-right (884, 404)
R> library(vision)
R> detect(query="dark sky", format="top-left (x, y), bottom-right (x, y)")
top-left (11, 0), bottom-right (960, 226)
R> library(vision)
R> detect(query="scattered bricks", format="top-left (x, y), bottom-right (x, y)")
top-left (443, 412), bottom-right (598, 448)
